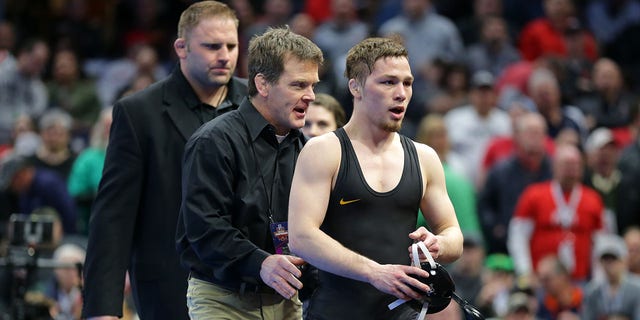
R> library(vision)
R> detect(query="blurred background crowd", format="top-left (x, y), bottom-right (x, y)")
top-left (1, 0), bottom-right (640, 319)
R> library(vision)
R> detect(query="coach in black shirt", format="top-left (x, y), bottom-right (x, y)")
top-left (176, 27), bottom-right (323, 318)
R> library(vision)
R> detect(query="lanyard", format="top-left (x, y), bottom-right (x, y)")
top-left (245, 122), bottom-right (278, 224)
top-left (551, 181), bottom-right (582, 229)
top-left (241, 118), bottom-right (302, 223)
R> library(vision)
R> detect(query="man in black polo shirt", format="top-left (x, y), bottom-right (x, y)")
top-left (177, 27), bottom-right (323, 319)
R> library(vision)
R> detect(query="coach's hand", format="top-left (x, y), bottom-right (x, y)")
top-left (260, 255), bottom-right (305, 299)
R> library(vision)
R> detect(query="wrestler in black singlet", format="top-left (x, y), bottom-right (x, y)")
top-left (305, 128), bottom-right (423, 320)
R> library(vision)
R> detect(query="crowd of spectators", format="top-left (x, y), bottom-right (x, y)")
top-left (1, 0), bottom-right (640, 319)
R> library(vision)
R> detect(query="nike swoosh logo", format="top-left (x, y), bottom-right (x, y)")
top-left (339, 198), bottom-right (361, 205)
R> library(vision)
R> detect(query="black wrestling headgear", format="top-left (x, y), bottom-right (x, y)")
top-left (388, 242), bottom-right (485, 320)
top-left (407, 261), bottom-right (454, 314)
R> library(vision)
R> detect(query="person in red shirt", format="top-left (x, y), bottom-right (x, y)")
top-left (481, 107), bottom-right (555, 176)
top-left (518, 0), bottom-right (598, 62)
top-left (508, 143), bottom-right (605, 282)
top-left (611, 101), bottom-right (639, 149)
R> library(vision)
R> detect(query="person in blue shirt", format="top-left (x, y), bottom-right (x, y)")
top-left (0, 153), bottom-right (77, 234)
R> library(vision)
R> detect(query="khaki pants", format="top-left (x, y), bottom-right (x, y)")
top-left (187, 277), bottom-right (302, 320)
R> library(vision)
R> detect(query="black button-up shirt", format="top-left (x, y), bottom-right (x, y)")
top-left (177, 98), bottom-right (304, 289)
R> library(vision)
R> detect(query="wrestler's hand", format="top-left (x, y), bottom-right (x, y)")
top-left (408, 227), bottom-right (440, 261)
top-left (368, 264), bottom-right (432, 300)
top-left (260, 255), bottom-right (305, 299)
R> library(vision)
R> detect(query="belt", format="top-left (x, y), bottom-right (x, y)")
top-left (189, 271), bottom-right (276, 295)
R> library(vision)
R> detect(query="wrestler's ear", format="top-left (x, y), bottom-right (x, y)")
top-left (348, 79), bottom-right (361, 98)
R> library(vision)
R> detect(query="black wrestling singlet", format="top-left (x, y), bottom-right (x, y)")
top-left (306, 128), bottom-right (423, 320)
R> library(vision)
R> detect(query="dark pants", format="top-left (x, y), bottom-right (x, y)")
top-left (131, 273), bottom-right (190, 320)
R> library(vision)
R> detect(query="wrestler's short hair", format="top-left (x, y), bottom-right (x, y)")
top-left (345, 37), bottom-right (408, 86)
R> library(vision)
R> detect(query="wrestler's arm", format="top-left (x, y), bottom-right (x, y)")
top-left (288, 135), bottom-right (430, 300)
top-left (412, 142), bottom-right (464, 264)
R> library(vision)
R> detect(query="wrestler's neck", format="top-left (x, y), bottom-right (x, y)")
top-left (343, 121), bottom-right (397, 151)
